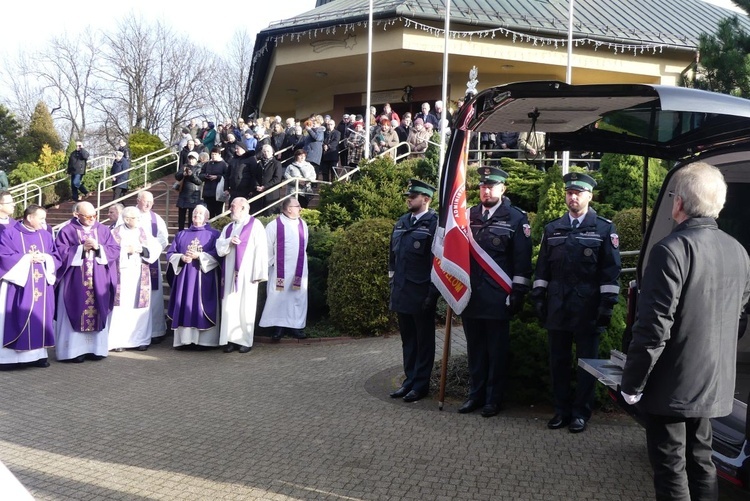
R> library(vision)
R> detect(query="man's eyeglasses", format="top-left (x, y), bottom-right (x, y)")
top-left (78, 214), bottom-right (97, 220)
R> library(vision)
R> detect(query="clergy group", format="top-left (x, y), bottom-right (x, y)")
top-left (0, 190), bottom-right (310, 370)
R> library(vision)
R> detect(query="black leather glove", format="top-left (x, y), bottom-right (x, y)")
top-left (422, 286), bottom-right (440, 311)
top-left (533, 301), bottom-right (546, 323)
top-left (596, 309), bottom-right (612, 328)
top-left (508, 291), bottom-right (525, 316)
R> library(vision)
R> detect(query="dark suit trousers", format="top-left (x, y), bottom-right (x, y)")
top-left (548, 329), bottom-right (599, 421)
top-left (645, 414), bottom-right (716, 501)
top-left (461, 317), bottom-right (510, 406)
top-left (397, 309), bottom-right (436, 394)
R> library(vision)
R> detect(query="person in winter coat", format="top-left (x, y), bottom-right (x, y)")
top-left (284, 149), bottom-right (317, 209)
top-left (110, 150), bottom-right (130, 201)
top-left (174, 152), bottom-right (203, 231)
top-left (296, 116), bottom-right (325, 169)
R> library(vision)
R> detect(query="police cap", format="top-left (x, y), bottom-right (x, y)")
top-left (478, 166), bottom-right (508, 185)
top-left (404, 179), bottom-right (436, 197)
top-left (563, 172), bottom-right (597, 192)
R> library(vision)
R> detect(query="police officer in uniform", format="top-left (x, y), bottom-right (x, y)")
top-left (531, 172), bottom-right (621, 433)
top-left (389, 179), bottom-right (439, 403)
top-left (459, 167), bottom-right (533, 417)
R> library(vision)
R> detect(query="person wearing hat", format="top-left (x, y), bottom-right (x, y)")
top-left (531, 171), bottom-right (621, 433)
top-left (407, 117), bottom-right (430, 159)
top-left (388, 179), bottom-right (439, 403)
top-left (458, 167), bottom-right (533, 417)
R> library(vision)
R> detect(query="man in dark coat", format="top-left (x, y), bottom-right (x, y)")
top-left (110, 150), bottom-right (130, 201)
top-left (252, 144), bottom-right (283, 215)
top-left (67, 140), bottom-right (90, 201)
top-left (388, 179), bottom-right (439, 403)
top-left (621, 162), bottom-right (750, 500)
top-left (320, 120), bottom-right (341, 182)
top-left (531, 172), bottom-right (621, 433)
top-left (225, 143), bottom-right (258, 204)
top-left (459, 167), bottom-right (533, 417)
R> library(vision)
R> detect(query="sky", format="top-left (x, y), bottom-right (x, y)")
top-left (2, 0), bottom-right (745, 60)
top-left (2, 1), bottom-right (316, 58)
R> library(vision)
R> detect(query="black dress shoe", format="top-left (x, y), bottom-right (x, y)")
top-left (238, 345), bottom-right (252, 353)
top-left (136, 345), bottom-right (149, 351)
top-left (151, 336), bottom-right (165, 344)
top-left (29, 358), bottom-right (50, 368)
top-left (223, 343), bottom-right (237, 353)
top-left (547, 414), bottom-right (571, 429)
top-left (458, 399), bottom-right (484, 414)
top-left (85, 354), bottom-right (106, 361)
top-left (569, 418), bottom-right (587, 433)
top-left (480, 404), bottom-right (501, 417)
top-left (389, 386), bottom-right (410, 399)
top-left (70, 355), bottom-right (86, 363)
top-left (403, 390), bottom-right (427, 403)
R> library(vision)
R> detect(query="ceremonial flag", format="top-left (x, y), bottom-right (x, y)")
top-left (431, 104), bottom-right (475, 314)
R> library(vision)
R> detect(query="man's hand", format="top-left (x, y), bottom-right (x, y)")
top-left (230, 236), bottom-right (241, 246)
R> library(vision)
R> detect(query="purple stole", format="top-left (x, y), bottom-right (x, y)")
top-left (223, 217), bottom-right (255, 291)
top-left (275, 217), bottom-right (305, 291)
top-left (111, 226), bottom-right (150, 308)
top-left (148, 211), bottom-right (159, 290)
top-left (4, 229), bottom-right (52, 349)
top-left (74, 226), bottom-right (99, 332)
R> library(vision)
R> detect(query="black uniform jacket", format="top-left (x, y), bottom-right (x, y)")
top-left (532, 208), bottom-right (620, 331)
top-left (461, 198), bottom-right (533, 319)
top-left (389, 210), bottom-right (438, 315)
top-left (621, 218), bottom-right (750, 417)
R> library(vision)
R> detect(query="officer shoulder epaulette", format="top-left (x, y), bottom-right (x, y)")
top-left (509, 204), bottom-right (526, 215)
top-left (596, 215), bottom-right (612, 224)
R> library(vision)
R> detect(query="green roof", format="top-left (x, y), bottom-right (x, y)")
top-left (265, 0), bottom-right (750, 47)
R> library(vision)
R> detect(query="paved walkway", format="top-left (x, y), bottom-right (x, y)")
top-left (0, 333), bottom-right (670, 501)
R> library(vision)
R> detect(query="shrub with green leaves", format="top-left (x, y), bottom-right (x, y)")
top-left (612, 208), bottom-right (648, 273)
top-left (531, 165), bottom-right (566, 241)
top-left (318, 156), bottom-right (416, 229)
top-left (593, 153), bottom-right (667, 212)
top-left (328, 218), bottom-right (394, 336)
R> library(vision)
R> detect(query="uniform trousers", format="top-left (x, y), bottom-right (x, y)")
top-left (548, 329), bottom-right (599, 421)
top-left (644, 414), bottom-right (716, 501)
top-left (461, 317), bottom-right (510, 406)
top-left (396, 308), bottom-right (436, 394)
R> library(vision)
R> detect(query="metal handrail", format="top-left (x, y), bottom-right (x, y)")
top-left (54, 181), bottom-right (171, 236)
top-left (95, 150), bottom-right (178, 213)
top-left (9, 183), bottom-right (42, 208)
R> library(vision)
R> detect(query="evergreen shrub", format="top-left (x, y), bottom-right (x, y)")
top-left (612, 208), bottom-right (648, 272)
top-left (328, 218), bottom-right (394, 336)
top-left (318, 156), bottom-right (415, 230)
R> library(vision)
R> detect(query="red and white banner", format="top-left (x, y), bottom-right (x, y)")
top-left (431, 106), bottom-right (474, 314)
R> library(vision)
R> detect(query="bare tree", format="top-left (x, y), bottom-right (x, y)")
top-left (32, 31), bottom-right (101, 142)
top-left (207, 28), bottom-right (254, 123)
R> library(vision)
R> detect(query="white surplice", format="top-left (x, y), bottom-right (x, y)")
top-left (259, 214), bottom-right (309, 329)
top-left (138, 210), bottom-right (169, 338)
top-left (108, 226), bottom-right (162, 350)
top-left (216, 216), bottom-right (268, 348)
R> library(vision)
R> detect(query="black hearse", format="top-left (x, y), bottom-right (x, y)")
top-left (459, 81), bottom-right (750, 491)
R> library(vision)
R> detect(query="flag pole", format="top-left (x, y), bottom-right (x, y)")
top-left (438, 306), bottom-right (453, 410)
top-left (364, 0), bottom-right (374, 160)
top-left (438, 0), bottom-right (451, 170)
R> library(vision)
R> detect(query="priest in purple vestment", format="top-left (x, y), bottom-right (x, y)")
top-left (54, 202), bottom-right (120, 363)
top-left (0, 205), bottom-right (59, 369)
top-left (166, 205), bottom-right (222, 349)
